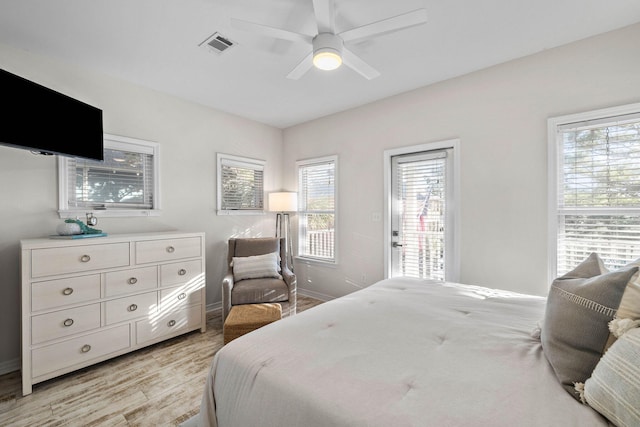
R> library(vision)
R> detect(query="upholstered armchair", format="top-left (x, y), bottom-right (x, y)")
top-left (222, 237), bottom-right (297, 322)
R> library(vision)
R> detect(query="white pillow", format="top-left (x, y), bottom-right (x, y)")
top-left (582, 322), bottom-right (640, 427)
top-left (617, 258), bottom-right (640, 320)
top-left (232, 252), bottom-right (282, 281)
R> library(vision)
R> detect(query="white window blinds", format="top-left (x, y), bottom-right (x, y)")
top-left (218, 155), bottom-right (265, 212)
top-left (65, 144), bottom-right (155, 210)
top-left (298, 157), bottom-right (336, 262)
top-left (555, 112), bottom-right (640, 274)
top-left (393, 151), bottom-right (447, 280)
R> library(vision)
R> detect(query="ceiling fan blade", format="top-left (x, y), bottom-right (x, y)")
top-left (339, 8), bottom-right (427, 43)
top-left (312, 0), bottom-right (335, 33)
top-left (342, 47), bottom-right (380, 80)
top-left (286, 52), bottom-right (314, 80)
top-left (231, 18), bottom-right (313, 44)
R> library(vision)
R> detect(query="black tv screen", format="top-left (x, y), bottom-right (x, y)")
top-left (0, 69), bottom-right (104, 161)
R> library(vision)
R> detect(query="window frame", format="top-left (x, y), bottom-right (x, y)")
top-left (58, 133), bottom-right (160, 218)
top-left (216, 153), bottom-right (266, 215)
top-left (296, 155), bottom-right (338, 265)
top-left (547, 102), bottom-right (640, 282)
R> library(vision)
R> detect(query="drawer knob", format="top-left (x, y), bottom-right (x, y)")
top-left (62, 287), bottom-right (74, 296)
top-left (128, 304), bottom-right (138, 312)
top-left (178, 293), bottom-right (187, 300)
top-left (80, 254), bottom-right (91, 263)
top-left (168, 320), bottom-right (176, 327)
top-left (63, 318), bottom-right (74, 327)
top-left (166, 246), bottom-right (175, 253)
top-left (128, 277), bottom-right (138, 285)
top-left (178, 269), bottom-right (187, 276)
top-left (81, 344), bottom-right (92, 353)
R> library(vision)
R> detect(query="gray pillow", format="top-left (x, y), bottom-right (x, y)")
top-left (541, 253), bottom-right (638, 400)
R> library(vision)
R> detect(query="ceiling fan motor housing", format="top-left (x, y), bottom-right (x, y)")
top-left (313, 32), bottom-right (344, 70)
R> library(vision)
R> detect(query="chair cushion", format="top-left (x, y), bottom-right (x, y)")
top-left (234, 238), bottom-right (280, 258)
top-left (231, 277), bottom-right (289, 305)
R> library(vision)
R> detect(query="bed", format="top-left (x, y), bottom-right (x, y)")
top-left (196, 276), bottom-right (618, 426)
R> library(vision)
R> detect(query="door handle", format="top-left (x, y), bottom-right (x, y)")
top-left (392, 242), bottom-right (403, 248)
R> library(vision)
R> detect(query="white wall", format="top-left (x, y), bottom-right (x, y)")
top-left (0, 43), bottom-right (283, 372)
top-left (283, 23), bottom-right (640, 300)
top-left (3, 21), bottom-right (640, 372)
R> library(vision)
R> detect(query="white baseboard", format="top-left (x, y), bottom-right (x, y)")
top-left (299, 288), bottom-right (334, 302)
top-left (0, 357), bottom-right (20, 375)
top-left (206, 301), bottom-right (222, 313)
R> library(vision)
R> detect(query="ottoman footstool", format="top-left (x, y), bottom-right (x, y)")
top-left (223, 303), bottom-right (282, 344)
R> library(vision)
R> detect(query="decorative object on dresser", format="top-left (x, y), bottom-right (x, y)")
top-left (20, 231), bottom-right (206, 396)
top-left (52, 218), bottom-right (107, 239)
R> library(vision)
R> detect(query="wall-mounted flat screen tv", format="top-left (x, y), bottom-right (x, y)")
top-left (0, 69), bottom-right (104, 161)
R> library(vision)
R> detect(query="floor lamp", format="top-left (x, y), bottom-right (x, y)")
top-left (269, 192), bottom-right (297, 272)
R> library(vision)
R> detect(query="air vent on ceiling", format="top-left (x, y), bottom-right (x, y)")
top-left (199, 32), bottom-right (236, 54)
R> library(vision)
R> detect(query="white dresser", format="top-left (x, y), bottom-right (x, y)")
top-left (20, 231), bottom-right (206, 396)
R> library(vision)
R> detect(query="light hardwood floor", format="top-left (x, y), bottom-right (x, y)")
top-left (0, 296), bottom-right (323, 427)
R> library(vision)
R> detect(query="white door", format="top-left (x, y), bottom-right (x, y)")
top-left (390, 148), bottom-right (454, 280)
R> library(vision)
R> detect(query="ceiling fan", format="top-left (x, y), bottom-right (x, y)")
top-left (231, 0), bottom-right (427, 80)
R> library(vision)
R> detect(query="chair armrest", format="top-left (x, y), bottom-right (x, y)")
top-left (282, 267), bottom-right (296, 287)
top-left (282, 267), bottom-right (297, 315)
top-left (222, 269), bottom-right (234, 321)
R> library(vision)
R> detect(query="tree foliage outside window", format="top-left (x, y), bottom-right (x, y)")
top-left (58, 134), bottom-right (159, 217)
top-left (72, 149), bottom-right (151, 208)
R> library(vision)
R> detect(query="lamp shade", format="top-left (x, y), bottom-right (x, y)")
top-left (269, 192), bottom-right (298, 212)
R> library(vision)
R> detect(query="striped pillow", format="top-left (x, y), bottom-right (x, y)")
top-left (583, 324), bottom-right (640, 427)
top-left (232, 252), bottom-right (282, 281)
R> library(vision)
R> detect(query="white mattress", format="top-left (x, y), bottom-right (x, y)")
top-left (199, 278), bottom-right (608, 426)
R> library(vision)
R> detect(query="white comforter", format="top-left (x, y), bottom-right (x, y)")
top-left (199, 278), bottom-right (608, 426)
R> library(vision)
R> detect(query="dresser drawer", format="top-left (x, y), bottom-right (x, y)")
top-left (160, 259), bottom-right (203, 287)
top-left (31, 243), bottom-right (130, 278)
top-left (32, 304), bottom-right (101, 344)
top-left (105, 291), bottom-right (157, 325)
top-left (105, 266), bottom-right (158, 297)
top-left (160, 284), bottom-right (203, 309)
top-left (31, 274), bottom-right (100, 311)
top-left (135, 237), bottom-right (202, 264)
top-left (32, 325), bottom-right (130, 378)
top-left (136, 304), bottom-right (201, 345)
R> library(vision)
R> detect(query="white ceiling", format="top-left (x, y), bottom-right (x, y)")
top-left (1, 0), bottom-right (640, 129)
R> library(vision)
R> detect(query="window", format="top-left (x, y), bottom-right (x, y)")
top-left (217, 153), bottom-right (265, 214)
top-left (58, 134), bottom-right (160, 217)
top-left (549, 103), bottom-right (640, 279)
top-left (297, 156), bottom-right (337, 263)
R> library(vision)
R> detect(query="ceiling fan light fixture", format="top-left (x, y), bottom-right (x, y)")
top-left (313, 48), bottom-right (342, 70)
top-left (312, 32), bottom-right (344, 71)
